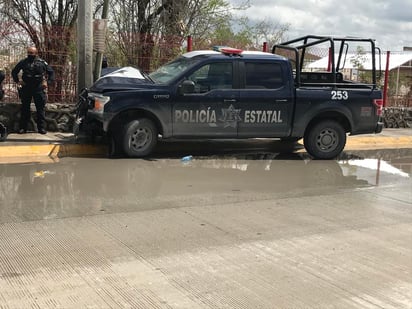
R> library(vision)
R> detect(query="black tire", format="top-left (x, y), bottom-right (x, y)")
top-left (122, 118), bottom-right (157, 157)
top-left (107, 133), bottom-right (123, 158)
top-left (304, 120), bottom-right (346, 160)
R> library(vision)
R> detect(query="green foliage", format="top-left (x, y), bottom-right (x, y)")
top-left (208, 15), bottom-right (289, 50)
top-left (350, 46), bottom-right (366, 70)
top-left (1, 0), bottom-right (290, 78)
top-left (208, 18), bottom-right (253, 49)
top-left (351, 46), bottom-right (371, 83)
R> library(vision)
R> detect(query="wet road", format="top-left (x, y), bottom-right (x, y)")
top-left (0, 147), bottom-right (411, 308)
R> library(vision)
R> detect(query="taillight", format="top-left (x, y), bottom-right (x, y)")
top-left (373, 99), bottom-right (383, 116)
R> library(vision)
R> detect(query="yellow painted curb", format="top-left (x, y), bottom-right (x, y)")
top-left (0, 144), bottom-right (107, 159)
top-left (58, 144), bottom-right (107, 157)
top-left (0, 155), bottom-right (59, 164)
top-left (346, 136), bottom-right (412, 150)
top-left (0, 144), bottom-right (59, 157)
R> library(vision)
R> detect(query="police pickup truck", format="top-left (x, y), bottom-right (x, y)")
top-left (75, 35), bottom-right (384, 159)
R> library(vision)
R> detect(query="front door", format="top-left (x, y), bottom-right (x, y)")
top-left (172, 62), bottom-right (238, 137)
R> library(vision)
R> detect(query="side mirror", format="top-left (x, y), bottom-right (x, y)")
top-left (179, 80), bottom-right (195, 95)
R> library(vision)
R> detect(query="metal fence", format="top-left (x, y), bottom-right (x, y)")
top-left (0, 25), bottom-right (411, 107)
top-left (0, 25), bottom-right (189, 104)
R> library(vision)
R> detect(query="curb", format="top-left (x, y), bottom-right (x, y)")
top-left (0, 133), bottom-right (411, 163)
top-left (0, 143), bottom-right (107, 164)
top-left (345, 136), bottom-right (412, 150)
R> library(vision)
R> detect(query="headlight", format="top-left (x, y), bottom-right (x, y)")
top-left (89, 93), bottom-right (110, 113)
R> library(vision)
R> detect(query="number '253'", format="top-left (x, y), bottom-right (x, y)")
top-left (331, 90), bottom-right (348, 100)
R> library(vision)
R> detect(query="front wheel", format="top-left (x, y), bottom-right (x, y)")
top-left (304, 120), bottom-right (346, 159)
top-left (122, 118), bottom-right (158, 157)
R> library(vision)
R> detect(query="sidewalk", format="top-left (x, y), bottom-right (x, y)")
top-left (0, 132), bottom-right (106, 164)
top-left (345, 128), bottom-right (412, 150)
top-left (0, 128), bottom-right (411, 164)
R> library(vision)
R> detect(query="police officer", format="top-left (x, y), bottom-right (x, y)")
top-left (0, 69), bottom-right (5, 100)
top-left (11, 46), bottom-right (54, 134)
top-left (0, 69), bottom-right (6, 140)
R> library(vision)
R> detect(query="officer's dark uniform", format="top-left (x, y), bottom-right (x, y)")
top-left (11, 55), bottom-right (54, 133)
top-left (0, 70), bottom-right (5, 100)
top-left (0, 70), bottom-right (6, 140)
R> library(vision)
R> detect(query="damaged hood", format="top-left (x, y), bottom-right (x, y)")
top-left (90, 66), bottom-right (153, 92)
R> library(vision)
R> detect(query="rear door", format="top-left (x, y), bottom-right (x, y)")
top-left (236, 60), bottom-right (293, 137)
top-left (172, 61), bottom-right (239, 137)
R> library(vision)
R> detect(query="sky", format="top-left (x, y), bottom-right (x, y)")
top-left (230, 0), bottom-right (412, 51)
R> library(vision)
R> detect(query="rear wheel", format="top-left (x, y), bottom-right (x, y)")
top-left (304, 120), bottom-right (346, 159)
top-left (122, 118), bottom-right (157, 157)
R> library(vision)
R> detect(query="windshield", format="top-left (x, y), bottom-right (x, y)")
top-left (149, 56), bottom-right (201, 84)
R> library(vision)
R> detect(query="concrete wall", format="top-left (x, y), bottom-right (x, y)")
top-left (0, 102), bottom-right (75, 133)
top-left (383, 107), bottom-right (412, 128)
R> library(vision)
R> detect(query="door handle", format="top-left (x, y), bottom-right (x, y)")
top-left (224, 99), bottom-right (237, 103)
top-left (276, 99), bottom-right (288, 102)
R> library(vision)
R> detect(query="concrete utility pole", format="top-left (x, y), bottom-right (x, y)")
top-left (77, 0), bottom-right (94, 91)
top-left (93, 0), bottom-right (110, 81)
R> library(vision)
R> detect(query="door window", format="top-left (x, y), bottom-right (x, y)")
top-left (188, 62), bottom-right (233, 93)
top-left (245, 63), bottom-right (283, 89)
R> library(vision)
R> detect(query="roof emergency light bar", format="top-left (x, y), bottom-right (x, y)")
top-left (212, 46), bottom-right (243, 56)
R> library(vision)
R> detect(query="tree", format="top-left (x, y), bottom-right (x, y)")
top-left (105, 0), bottom-right (289, 70)
top-left (181, 0), bottom-right (237, 49)
top-left (1, 0), bottom-right (290, 102)
top-left (208, 16), bottom-right (289, 50)
top-left (350, 46), bottom-right (369, 82)
top-left (108, 0), bottom-right (187, 71)
top-left (107, 0), bottom-right (238, 71)
top-left (0, 0), bottom-right (78, 102)
top-left (252, 18), bottom-right (290, 48)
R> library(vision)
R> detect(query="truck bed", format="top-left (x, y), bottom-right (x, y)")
top-left (299, 72), bottom-right (373, 89)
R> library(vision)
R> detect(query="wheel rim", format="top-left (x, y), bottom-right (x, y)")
top-left (316, 128), bottom-right (338, 152)
top-left (130, 127), bottom-right (152, 151)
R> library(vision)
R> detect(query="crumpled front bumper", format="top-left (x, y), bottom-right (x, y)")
top-left (73, 89), bottom-right (89, 136)
top-left (73, 88), bottom-right (104, 137)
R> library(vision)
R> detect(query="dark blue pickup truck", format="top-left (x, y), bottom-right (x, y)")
top-left (75, 35), bottom-right (384, 159)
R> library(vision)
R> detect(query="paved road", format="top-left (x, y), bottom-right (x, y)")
top-left (0, 131), bottom-right (411, 308)
top-left (0, 129), bottom-right (412, 308)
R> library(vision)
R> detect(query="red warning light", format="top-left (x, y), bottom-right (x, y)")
top-left (219, 47), bottom-right (243, 55)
